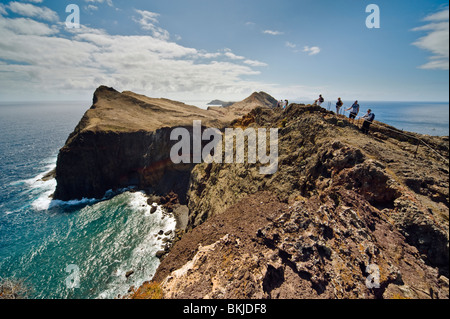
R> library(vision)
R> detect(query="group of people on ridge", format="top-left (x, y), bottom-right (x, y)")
top-left (276, 99), bottom-right (289, 110)
top-left (314, 94), bottom-right (375, 134)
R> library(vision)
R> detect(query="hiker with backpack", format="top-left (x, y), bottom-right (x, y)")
top-left (360, 109), bottom-right (375, 134)
top-left (314, 94), bottom-right (324, 106)
top-left (345, 101), bottom-right (360, 123)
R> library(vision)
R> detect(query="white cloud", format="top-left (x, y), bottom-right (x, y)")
top-left (224, 50), bottom-right (245, 60)
top-left (285, 41), bottom-right (296, 48)
top-left (197, 51), bottom-right (222, 59)
top-left (263, 30), bottom-right (284, 36)
top-left (7, 2), bottom-right (59, 22)
top-left (412, 8), bottom-right (449, 70)
top-left (0, 4), bottom-right (7, 16)
top-left (133, 9), bottom-right (170, 40)
top-left (85, 5), bottom-right (99, 12)
top-left (85, 0), bottom-right (114, 7)
top-left (303, 46), bottom-right (321, 56)
top-left (222, 49), bottom-right (266, 67)
top-left (0, 14), bottom-right (273, 101)
top-left (0, 16), bottom-right (58, 35)
top-left (243, 59), bottom-right (268, 67)
top-left (423, 9), bottom-right (449, 22)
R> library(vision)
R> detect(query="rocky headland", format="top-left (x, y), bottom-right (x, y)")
top-left (207, 99), bottom-right (236, 108)
top-left (54, 86), bottom-right (449, 299)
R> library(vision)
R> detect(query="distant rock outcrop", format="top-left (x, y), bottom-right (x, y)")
top-left (207, 91), bottom-right (277, 116)
top-left (227, 91), bottom-right (278, 112)
top-left (207, 99), bottom-right (235, 107)
top-left (54, 87), bottom-right (276, 201)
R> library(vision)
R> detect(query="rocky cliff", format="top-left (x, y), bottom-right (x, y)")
top-left (54, 87), bottom-right (449, 299)
top-left (206, 91), bottom-right (277, 117)
top-left (54, 86), bottom-right (273, 201)
top-left (132, 104), bottom-right (449, 299)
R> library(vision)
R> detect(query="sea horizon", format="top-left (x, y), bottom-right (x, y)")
top-left (1, 99), bottom-right (448, 137)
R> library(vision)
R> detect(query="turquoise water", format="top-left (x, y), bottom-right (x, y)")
top-left (0, 100), bottom-right (448, 299)
top-left (0, 102), bottom-right (175, 299)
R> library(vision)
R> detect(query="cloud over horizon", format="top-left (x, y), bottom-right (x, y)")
top-left (262, 30), bottom-right (284, 36)
top-left (412, 8), bottom-right (449, 70)
top-left (0, 4), bottom-right (281, 102)
top-left (303, 46), bottom-right (321, 56)
top-left (6, 1), bottom-right (59, 22)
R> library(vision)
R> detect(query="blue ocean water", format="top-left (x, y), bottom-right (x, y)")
top-left (320, 101), bottom-right (449, 136)
top-left (0, 100), bottom-right (448, 299)
top-left (0, 101), bottom-right (175, 299)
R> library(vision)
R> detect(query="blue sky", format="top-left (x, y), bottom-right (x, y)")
top-left (0, 0), bottom-right (448, 103)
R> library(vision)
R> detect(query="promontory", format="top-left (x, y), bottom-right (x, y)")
top-left (54, 86), bottom-right (449, 299)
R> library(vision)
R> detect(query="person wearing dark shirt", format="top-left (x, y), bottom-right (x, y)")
top-left (336, 98), bottom-right (343, 114)
top-left (314, 94), bottom-right (324, 106)
top-left (361, 109), bottom-right (375, 134)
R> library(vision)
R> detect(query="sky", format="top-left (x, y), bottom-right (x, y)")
top-left (0, 0), bottom-right (448, 104)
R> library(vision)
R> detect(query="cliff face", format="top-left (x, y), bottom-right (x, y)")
top-left (54, 86), bottom-right (271, 201)
top-left (148, 192), bottom-right (448, 299)
top-left (134, 104), bottom-right (449, 299)
top-left (55, 87), bottom-right (449, 299)
top-left (54, 128), bottom-right (192, 201)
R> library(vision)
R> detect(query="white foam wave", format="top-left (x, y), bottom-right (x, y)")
top-left (31, 175), bottom-right (136, 211)
top-left (23, 158), bottom-right (57, 187)
top-left (96, 191), bottom-right (176, 299)
top-left (19, 154), bottom-right (140, 212)
top-left (30, 178), bottom-right (57, 211)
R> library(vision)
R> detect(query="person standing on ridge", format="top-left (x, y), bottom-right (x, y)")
top-left (277, 100), bottom-right (283, 108)
top-left (314, 94), bottom-right (324, 106)
top-left (346, 100), bottom-right (360, 122)
top-left (336, 98), bottom-right (343, 115)
top-left (360, 109), bottom-right (375, 134)
top-left (284, 100), bottom-right (289, 110)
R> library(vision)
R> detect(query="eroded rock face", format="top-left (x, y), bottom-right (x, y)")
top-left (54, 128), bottom-right (194, 202)
top-left (162, 104), bottom-right (448, 299)
top-left (54, 86), bottom-right (277, 201)
top-left (57, 88), bottom-right (449, 299)
top-left (146, 192), bottom-right (448, 299)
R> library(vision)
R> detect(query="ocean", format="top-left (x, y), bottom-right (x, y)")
top-left (0, 101), bottom-right (176, 299)
top-left (0, 100), bottom-right (448, 299)
top-left (321, 101), bottom-right (450, 137)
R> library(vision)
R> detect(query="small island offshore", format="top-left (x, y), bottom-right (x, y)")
top-left (52, 86), bottom-right (449, 299)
